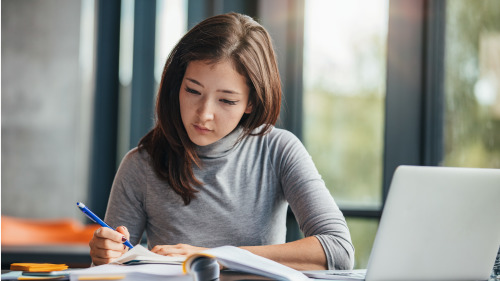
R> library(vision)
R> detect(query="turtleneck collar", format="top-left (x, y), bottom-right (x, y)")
top-left (195, 126), bottom-right (244, 159)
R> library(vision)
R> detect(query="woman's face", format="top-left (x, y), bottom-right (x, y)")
top-left (179, 60), bottom-right (252, 146)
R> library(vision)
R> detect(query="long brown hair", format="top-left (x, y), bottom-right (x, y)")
top-left (139, 13), bottom-right (282, 205)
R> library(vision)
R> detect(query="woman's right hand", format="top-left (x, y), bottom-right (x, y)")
top-left (89, 226), bottom-right (130, 265)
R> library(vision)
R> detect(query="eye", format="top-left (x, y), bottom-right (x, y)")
top-left (185, 87), bottom-right (200, 95)
top-left (220, 99), bottom-right (237, 105)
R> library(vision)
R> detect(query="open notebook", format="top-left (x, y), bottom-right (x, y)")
top-left (55, 245), bottom-right (309, 281)
top-left (111, 244), bottom-right (185, 265)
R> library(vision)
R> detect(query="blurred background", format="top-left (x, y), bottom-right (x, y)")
top-left (2, 0), bottom-right (500, 269)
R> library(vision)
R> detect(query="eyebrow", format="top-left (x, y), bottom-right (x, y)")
top-left (185, 78), bottom-right (242, 95)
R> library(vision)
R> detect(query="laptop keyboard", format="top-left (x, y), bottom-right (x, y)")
top-left (302, 269), bottom-right (366, 280)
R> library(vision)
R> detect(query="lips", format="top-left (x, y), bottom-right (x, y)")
top-left (193, 124), bottom-right (212, 133)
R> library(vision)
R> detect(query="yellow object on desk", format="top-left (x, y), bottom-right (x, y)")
top-left (77, 275), bottom-right (126, 280)
top-left (17, 276), bottom-right (67, 280)
top-left (10, 263), bottom-right (69, 272)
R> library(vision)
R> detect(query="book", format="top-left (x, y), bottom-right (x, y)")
top-left (183, 246), bottom-right (310, 281)
top-left (108, 244), bottom-right (310, 280)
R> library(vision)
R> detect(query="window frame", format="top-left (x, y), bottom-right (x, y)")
top-left (89, 0), bottom-right (122, 218)
top-left (382, 0), bottom-right (446, 204)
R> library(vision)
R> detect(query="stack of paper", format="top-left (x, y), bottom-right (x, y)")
top-left (67, 264), bottom-right (190, 281)
top-left (2, 264), bottom-right (188, 281)
top-left (1, 270), bottom-right (69, 280)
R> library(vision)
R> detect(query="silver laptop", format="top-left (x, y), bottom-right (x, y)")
top-left (304, 165), bottom-right (500, 281)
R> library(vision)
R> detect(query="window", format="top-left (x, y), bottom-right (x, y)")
top-left (117, 0), bottom-right (188, 160)
top-left (303, 0), bottom-right (389, 268)
top-left (443, 0), bottom-right (500, 168)
top-left (155, 0), bottom-right (188, 85)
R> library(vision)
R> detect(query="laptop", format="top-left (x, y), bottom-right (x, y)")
top-left (303, 165), bottom-right (500, 281)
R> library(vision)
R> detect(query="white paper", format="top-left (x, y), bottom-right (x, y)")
top-left (67, 264), bottom-right (189, 281)
top-left (112, 244), bottom-right (185, 264)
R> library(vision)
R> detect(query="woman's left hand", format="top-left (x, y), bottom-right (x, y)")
top-left (151, 243), bottom-right (208, 257)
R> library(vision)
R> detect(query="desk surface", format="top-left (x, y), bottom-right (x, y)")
top-left (1, 246), bottom-right (273, 280)
top-left (1, 270), bottom-right (272, 281)
top-left (2, 269), bottom-right (499, 281)
top-left (3, 247), bottom-right (498, 281)
top-left (2, 245), bottom-right (91, 269)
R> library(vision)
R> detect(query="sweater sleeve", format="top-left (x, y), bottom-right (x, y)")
top-left (104, 148), bottom-right (148, 246)
top-left (268, 129), bottom-right (355, 270)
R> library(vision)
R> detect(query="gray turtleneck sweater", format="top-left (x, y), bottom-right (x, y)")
top-left (104, 126), bottom-right (354, 270)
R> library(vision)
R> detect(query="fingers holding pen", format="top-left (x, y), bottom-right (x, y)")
top-left (89, 227), bottom-right (129, 265)
top-left (77, 204), bottom-right (132, 265)
top-left (93, 227), bottom-right (128, 248)
top-left (115, 226), bottom-right (131, 244)
top-left (90, 248), bottom-right (123, 265)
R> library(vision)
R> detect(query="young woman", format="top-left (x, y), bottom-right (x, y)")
top-left (89, 12), bottom-right (354, 271)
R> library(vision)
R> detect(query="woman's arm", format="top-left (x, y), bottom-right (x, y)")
top-left (89, 148), bottom-right (149, 264)
top-left (150, 236), bottom-right (326, 270)
top-left (241, 236), bottom-right (327, 270)
top-left (104, 148), bottom-right (149, 245)
top-left (269, 129), bottom-right (355, 270)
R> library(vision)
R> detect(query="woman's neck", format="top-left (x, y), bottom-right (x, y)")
top-left (195, 126), bottom-right (244, 158)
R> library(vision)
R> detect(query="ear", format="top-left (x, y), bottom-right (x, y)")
top-left (244, 102), bottom-right (253, 114)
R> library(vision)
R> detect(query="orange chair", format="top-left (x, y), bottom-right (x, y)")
top-left (1, 216), bottom-right (100, 246)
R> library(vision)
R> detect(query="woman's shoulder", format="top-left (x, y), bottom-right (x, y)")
top-left (261, 126), bottom-right (302, 147)
top-left (123, 146), bottom-right (150, 161)
top-left (243, 125), bottom-right (305, 160)
top-left (259, 126), bottom-right (311, 162)
top-left (118, 147), bottom-right (153, 172)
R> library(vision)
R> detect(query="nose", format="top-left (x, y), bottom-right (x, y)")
top-left (196, 98), bottom-right (215, 122)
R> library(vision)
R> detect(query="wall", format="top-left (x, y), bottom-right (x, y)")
top-left (1, 0), bottom-right (91, 220)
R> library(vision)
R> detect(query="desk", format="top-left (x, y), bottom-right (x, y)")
top-left (0, 246), bottom-right (288, 280)
top-left (1, 245), bottom-right (91, 269)
top-left (1, 247), bottom-right (273, 280)
top-left (1, 270), bottom-right (273, 281)
top-left (3, 250), bottom-right (498, 281)
top-left (2, 270), bottom-right (498, 281)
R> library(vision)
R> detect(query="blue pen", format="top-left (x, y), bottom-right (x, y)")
top-left (76, 202), bottom-right (134, 249)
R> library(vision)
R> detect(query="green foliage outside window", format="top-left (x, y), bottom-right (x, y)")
top-left (444, 0), bottom-right (500, 168)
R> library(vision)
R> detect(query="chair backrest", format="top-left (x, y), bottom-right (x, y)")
top-left (1, 215), bottom-right (100, 245)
